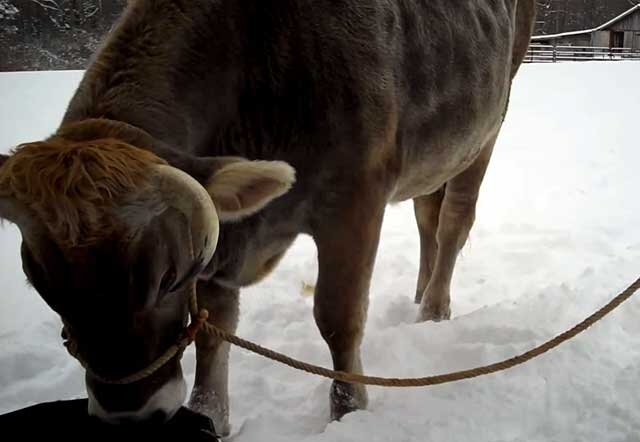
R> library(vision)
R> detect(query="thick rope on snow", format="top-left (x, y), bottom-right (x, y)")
top-left (65, 276), bottom-right (640, 387)
top-left (202, 276), bottom-right (640, 387)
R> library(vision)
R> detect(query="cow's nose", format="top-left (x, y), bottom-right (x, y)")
top-left (87, 376), bottom-right (186, 425)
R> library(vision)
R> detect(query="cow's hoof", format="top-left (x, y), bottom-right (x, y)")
top-left (188, 393), bottom-right (230, 438)
top-left (191, 412), bottom-right (230, 438)
top-left (197, 414), bottom-right (229, 438)
top-left (416, 304), bottom-right (451, 322)
top-left (330, 381), bottom-right (368, 421)
top-left (216, 422), bottom-right (231, 438)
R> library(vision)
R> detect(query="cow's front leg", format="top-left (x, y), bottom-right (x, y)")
top-left (189, 280), bottom-right (239, 437)
top-left (312, 191), bottom-right (385, 421)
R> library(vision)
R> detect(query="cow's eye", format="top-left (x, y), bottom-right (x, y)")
top-left (160, 268), bottom-right (177, 293)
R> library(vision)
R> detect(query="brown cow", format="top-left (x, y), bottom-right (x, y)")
top-left (0, 0), bottom-right (536, 435)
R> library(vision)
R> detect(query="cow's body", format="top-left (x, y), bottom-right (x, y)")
top-left (66, 0), bottom-right (526, 206)
top-left (2, 0), bottom-right (536, 433)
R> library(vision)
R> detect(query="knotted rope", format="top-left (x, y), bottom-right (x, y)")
top-left (203, 275), bottom-right (640, 386)
top-left (63, 281), bottom-right (209, 385)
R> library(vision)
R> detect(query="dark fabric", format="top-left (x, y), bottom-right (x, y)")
top-left (0, 399), bottom-right (219, 441)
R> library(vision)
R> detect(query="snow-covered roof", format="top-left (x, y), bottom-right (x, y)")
top-left (531, 4), bottom-right (640, 41)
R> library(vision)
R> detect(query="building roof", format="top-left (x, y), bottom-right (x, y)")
top-left (532, 4), bottom-right (640, 41)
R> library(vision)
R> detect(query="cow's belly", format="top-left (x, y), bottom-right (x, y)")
top-left (389, 105), bottom-right (505, 203)
top-left (386, 0), bottom-right (515, 202)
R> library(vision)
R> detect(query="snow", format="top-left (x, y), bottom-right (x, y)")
top-left (1, 63), bottom-right (640, 441)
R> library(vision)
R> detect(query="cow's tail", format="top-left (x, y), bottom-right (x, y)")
top-left (510, 0), bottom-right (536, 79)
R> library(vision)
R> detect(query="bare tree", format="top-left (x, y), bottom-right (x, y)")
top-left (534, 0), bottom-right (640, 35)
top-left (3, 0), bottom-right (640, 71)
top-left (1, 0), bottom-right (126, 71)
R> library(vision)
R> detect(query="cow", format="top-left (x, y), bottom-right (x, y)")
top-left (0, 0), bottom-right (536, 435)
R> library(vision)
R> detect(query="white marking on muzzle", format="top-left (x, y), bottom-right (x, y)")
top-left (87, 376), bottom-right (187, 424)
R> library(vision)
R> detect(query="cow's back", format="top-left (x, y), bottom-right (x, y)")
top-left (64, 0), bottom-right (534, 204)
top-left (185, 0), bottom-right (533, 202)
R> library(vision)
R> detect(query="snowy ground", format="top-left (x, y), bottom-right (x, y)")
top-left (1, 63), bottom-right (640, 442)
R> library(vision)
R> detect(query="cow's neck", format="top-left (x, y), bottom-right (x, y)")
top-left (60, 0), bottom-right (312, 164)
top-left (61, 66), bottom-right (187, 154)
top-left (59, 1), bottom-right (225, 153)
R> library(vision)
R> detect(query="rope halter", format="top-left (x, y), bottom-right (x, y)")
top-left (63, 282), bottom-right (210, 385)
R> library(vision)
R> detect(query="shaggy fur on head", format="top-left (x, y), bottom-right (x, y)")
top-left (0, 138), bottom-right (166, 247)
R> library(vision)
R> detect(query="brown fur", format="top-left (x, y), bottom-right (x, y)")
top-left (0, 139), bottom-right (165, 247)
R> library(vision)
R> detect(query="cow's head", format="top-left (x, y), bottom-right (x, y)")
top-left (0, 138), bottom-right (294, 424)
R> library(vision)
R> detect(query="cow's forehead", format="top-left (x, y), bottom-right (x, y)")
top-left (0, 138), bottom-right (165, 248)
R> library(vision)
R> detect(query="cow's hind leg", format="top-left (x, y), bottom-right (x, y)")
top-left (417, 138), bottom-right (495, 322)
top-left (413, 188), bottom-right (445, 304)
top-left (188, 280), bottom-right (239, 437)
top-left (312, 187), bottom-right (386, 421)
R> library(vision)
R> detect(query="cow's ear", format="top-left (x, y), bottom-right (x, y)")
top-left (206, 159), bottom-right (295, 222)
top-left (0, 154), bottom-right (8, 168)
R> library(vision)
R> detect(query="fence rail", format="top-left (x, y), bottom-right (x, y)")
top-left (525, 44), bottom-right (640, 63)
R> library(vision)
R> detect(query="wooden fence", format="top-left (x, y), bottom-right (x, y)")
top-left (525, 44), bottom-right (640, 63)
